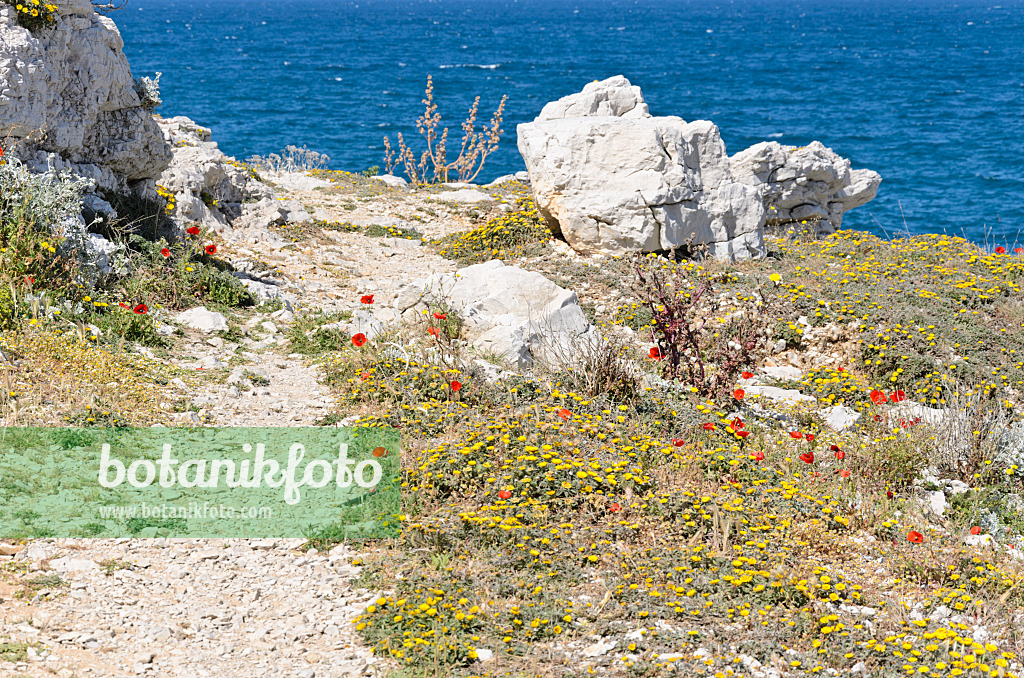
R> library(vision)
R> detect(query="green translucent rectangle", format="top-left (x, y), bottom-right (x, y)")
top-left (0, 427), bottom-right (400, 539)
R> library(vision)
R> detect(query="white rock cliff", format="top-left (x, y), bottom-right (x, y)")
top-left (0, 3), bottom-right (171, 193)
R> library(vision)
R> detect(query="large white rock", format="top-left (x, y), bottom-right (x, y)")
top-left (175, 306), bottom-right (228, 333)
top-left (155, 116), bottom-right (274, 232)
top-left (730, 141), bottom-right (881, 235)
top-left (0, 6), bottom-right (172, 191)
top-left (232, 197), bottom-right (311, 232)
top-left (395, 260), bottom-right (595, 368)
top-left (517, 76), bottom-right (766, 260)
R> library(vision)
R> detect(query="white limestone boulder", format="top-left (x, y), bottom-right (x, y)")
top-left (175, 306), bottom-right (228, 333)
top-left (233, 198), bottom-right (312, 232)
top-left (730, 141), bottom-right (881, 235)
top-left (395, 260), bottom-right (596, 368)
top-left (517, 76), bottom-right (766, 260)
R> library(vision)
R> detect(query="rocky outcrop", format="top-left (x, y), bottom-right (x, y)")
top-left (535, 75), bottom-right (649, 121)
top-left (394, 260), bottom-right (596, 368)
top-left (0, 3), bottom-right (171, 194)
top-left (155, 116), bottom-right (275, 233)
top-left (518, 76), bottom-right (766, 260)
top-left (730, 141), bottom-right (882, 235)
top-left (518, 76), bottom-right (881, 259)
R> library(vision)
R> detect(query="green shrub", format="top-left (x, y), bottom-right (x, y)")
top-left (93, 303), bottom-right (166, 347)
top-left (0, 156), bottom-right (84, 298)
top-left (0, 284), bottom-right (14, 330)
top-left (108, 234), bottom-right (254, 311)
top-left (3, 0), bottom-right (58, 30)
top-left (102, 190), bottom-right (175, 243)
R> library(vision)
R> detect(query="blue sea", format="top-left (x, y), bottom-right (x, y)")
top-left (116, 0), bottom-right (1024, 243)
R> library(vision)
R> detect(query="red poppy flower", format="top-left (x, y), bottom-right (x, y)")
top-left (873, 414), bottom-right (883, 422)
top-left (672, 438), bottom-right (685, 447)
top-left (889, 390), bottom-right (906, 403)
top-left (703, 423), bottom-right (716, 431)
top-left (427, 327), bottom-right (440, 337)
top-left (996, 246), bottom-right (1006, 254)
top-left (360, 371), bottom-right (372, 381)
top-left (837, 367), bottom-right (845, 372)
top-left (805, 433), bottom-right (815, 442)
top-left (351, 333), bottom-right (367, 347)
top-left (870, 389), bottom-right (888, 405)
top-left (886, 490), bottom-right (894, 499)
top-left (434, 312), bottom-right (447, 320)
top-left (732, 418), bottom-right (744, 430)
top-left (839, 469), bottom-right (851, 478)
top-left (799, 451), bottom-right (814, 464)
top-left (789, 431), bottom-right (803, 439)
top-left (733, 389), bottom-right (745, 400)
top-left (558, 408), bottom-right (571, 420)
top-left (497, 490), bottom-right (512, 500)
top-left (907, 530), bottom-right (924, 544)
top-left (736, 430), bottom-right (750, 439)
top-left (450, 380), bottom-right (462, 392)
top-left (360, 294), bottom-right (374, 304)
top-left (186, 226), bottom-right (200, 236)
top-left (752, 450), bottom-right (765, 462)
top-left (741, 371), bottom-right (754, 379)
top-left (609, 502), bottom-right (621, 513)
top-left (25, 276), bottom-right (34, 285)
top-left (133, 304), bottom-right (148, 315)
top-left (649, 347), bottom-right (663, 360)
top-left (160, 248), bottom-right (171, 258)
top-left (970, 526), bottom-right (981, 535)
top-left (835, 449), bottom-right (845, 461)
top-left (205, 244), bottom-right (217, 255)
top-left (1016, 248), bottom-right (1024, 255)
top-left (829, 444), bottom-right (840, 452)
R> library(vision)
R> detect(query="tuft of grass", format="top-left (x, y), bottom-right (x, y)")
top-left (286, 310), bottom-right (354, 355)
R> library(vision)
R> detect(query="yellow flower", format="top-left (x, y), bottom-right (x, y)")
top-left (769, 273), bottom-right (782, 283)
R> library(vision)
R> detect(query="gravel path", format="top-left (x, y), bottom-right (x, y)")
top-left (0, 539), bottom-right (381, 678)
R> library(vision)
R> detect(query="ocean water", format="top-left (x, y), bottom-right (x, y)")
top-left (115, 0), bottom-right (1024, 243)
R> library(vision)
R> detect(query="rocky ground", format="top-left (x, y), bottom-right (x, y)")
top-left (5, 169), bottom-right (1024, 678)
top-left (0, 172), bottom-right (501, 678)
top-left (0, 169), bottom-right (568, 678)
top-left (0, 539), bottom-right (378, 678)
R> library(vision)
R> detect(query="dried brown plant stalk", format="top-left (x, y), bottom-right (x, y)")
top-left (382, 76), bottom-right (507, 184)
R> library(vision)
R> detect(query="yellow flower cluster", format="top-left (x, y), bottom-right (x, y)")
top-left (433, 192), bottom-right (550, 264)
top-left (8, 0), bottom-right (57, 28)
top-left (155, 184), bottom-right (175, 215)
